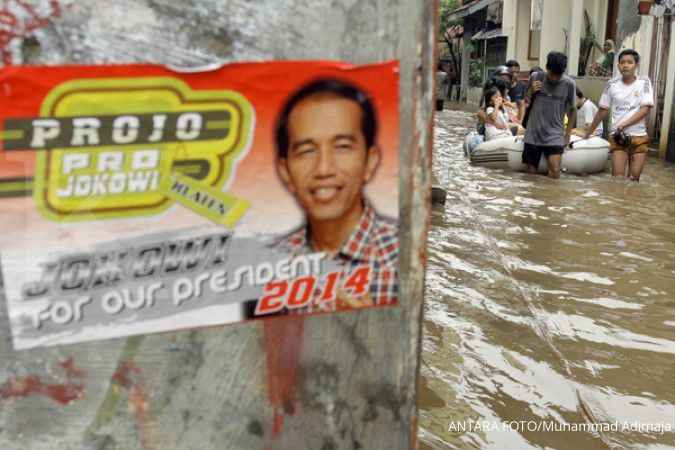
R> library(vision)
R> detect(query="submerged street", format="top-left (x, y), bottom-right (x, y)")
top-left (420, 105), bottom-right (675, 449)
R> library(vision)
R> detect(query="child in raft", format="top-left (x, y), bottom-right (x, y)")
top-left (493, 78), bottom-right (521, 132)
top-left (484, 87), bottom-right (516, 141)
top-left (477, 78), bottom-right (525, 139)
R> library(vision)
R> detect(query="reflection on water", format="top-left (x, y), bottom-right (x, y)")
top-left (420, 106), bottom-right (675, 449)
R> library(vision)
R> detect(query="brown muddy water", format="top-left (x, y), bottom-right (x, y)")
top-left (420, 106), bottom-right (675, 450)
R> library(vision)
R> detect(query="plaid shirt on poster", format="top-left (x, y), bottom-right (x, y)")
top-left (275, 201), bottom-right (399, 314)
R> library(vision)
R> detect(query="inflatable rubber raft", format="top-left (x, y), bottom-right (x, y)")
top-left (464, 133), bottom-right (611, 174)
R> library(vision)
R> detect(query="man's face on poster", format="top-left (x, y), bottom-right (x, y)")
top-left (278, 94), bottom-right (379, 223)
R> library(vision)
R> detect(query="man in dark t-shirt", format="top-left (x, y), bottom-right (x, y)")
top-left (523, 51), bottom-right (577, 179)
top-left (505, 60), bottom-right (527, 121)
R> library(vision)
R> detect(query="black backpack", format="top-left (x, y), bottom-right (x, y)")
top-left (522, 71), bottom-right (544, 129)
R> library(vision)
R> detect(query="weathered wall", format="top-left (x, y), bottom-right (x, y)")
top-left (615, 0), bottom-right (657, 77)
top-left (467, 86), bottom-right (484, 107)
top-left (616, 0), bottom-right (643, 54)
top-left (0, 1), bottom-right (436, 449)
top-left (620, 15), bottom-right (655, 75)
top-left (572, 76), bottom-right (610, 103)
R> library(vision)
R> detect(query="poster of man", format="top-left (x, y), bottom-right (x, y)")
top-left (271, 79), bottom-right (398, 314)
top-left (0, 61), bottom-right (400, 350)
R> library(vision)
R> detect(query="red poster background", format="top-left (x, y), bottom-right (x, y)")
top-left (0, 61), bottom-right (399, 231)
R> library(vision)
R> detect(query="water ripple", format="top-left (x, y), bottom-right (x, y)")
top-left (421, 107), bottom-right (675, 450)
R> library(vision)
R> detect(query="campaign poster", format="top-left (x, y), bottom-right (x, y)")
top-left (0, 61), bottom-right (399, 350)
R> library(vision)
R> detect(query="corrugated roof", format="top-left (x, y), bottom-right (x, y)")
top-left (444, 0), bottom-right (499, 21)
top-left (471, 28), bottom-right (504, 40)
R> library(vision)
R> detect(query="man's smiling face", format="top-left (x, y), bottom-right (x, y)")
top-left (278, 94), bottom-right (379, 224)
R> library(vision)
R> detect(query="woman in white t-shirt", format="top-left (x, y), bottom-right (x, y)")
top-left (583, 49), bottom-right (654, 181)
top-left (483, 87), bottom-right (513, 141)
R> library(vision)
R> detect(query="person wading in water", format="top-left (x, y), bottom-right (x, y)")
top-left (583, 49), bottom-right (654, 182)
top-left (523, 51), bottom-right (577, 179)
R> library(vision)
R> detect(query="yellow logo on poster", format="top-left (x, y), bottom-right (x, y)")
top-left (26, 77), bottom-right (253, 222)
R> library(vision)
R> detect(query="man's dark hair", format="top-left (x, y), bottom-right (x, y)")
top-left (505, 60), bottom-right (520, 69)
top-left (530, 66), bottom-right (542, 75)
top-left (546, 51), bottom-right (568, 76)
top-left (275, 78), bottom-right (377, 158)
top-left (576, 88), bottom-right (584, 99)
top-left (618, 49), bottom-right (640, 63)
top-left (493, 77), bottom-right (510, 98)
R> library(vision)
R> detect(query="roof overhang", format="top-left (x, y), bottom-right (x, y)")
top-left (444, 0), bottom-right (499, 21)
top-left (471, 28), bottom-right (504, 40)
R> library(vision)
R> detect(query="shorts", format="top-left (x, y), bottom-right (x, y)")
top-left (610, 134), bottom-right (649, 155)
top-left (522, 143), bottom-right (564, 167)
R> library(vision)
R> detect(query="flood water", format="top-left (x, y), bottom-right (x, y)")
top-left (420, 105), bottom-right (675, 450)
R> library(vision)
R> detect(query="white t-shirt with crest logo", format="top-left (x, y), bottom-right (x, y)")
top-left (599, 76), bottom-right (654, 136)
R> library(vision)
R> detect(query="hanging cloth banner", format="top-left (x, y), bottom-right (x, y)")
top-left (0, 60), bottom-right (400, 350)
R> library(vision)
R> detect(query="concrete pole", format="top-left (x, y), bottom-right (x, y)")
top-left (503, 0), bottom-right (518, 60)
top-left (483, 39), bottom-right (488, 81)
top-left (516, 0), bottom-right (533, 70)
top-left (539, 0), bottom-right (569, 64)
top-left (460, 17), bottom-right (473, 101)
top-left (0, 1), bottom-right (436, 448)
top-left (594, 0), bottom-right (610, 43)
top-left (567, 0), bottom-right (584, 76)
top-left (667, 95), bottom-right (675, 162)
top-left (658, 17), bottom-right (675, 161)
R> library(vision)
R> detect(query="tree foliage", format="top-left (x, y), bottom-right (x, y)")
top-left (439, 0), bottom-right (462, 40)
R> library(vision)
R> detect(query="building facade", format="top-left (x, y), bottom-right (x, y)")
top-left (448, 0), bottom-right (675, 160)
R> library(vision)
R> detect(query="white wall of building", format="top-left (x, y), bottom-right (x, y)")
top-left (499, 0), bottom-right (673, 158)
top-left (503, 0), bottom-right (517, 57)
top-left (539, 0), bottom-right (569, 63)
top-left (516, 0), bottom-right (533, 69)
top-left (503, 0), bottom-right (657, 76)
top-left (504, 0), bottom-right (533, 70)
top-left (503, 0), bottom-right (618, 73)
top-left (567, 0), bottom-right (584, 75)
